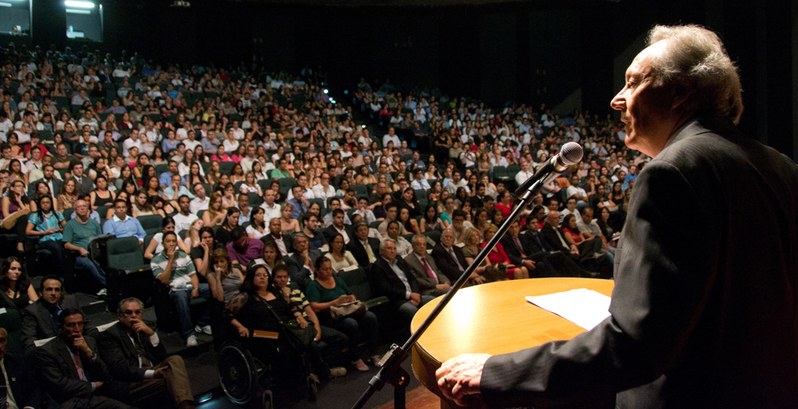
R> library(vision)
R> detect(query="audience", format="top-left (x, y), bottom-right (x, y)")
top-left (0, 44), bottom-right (645, 406)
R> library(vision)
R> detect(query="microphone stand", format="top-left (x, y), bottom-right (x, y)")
top-left (351, 178), bottom-right (548, 409)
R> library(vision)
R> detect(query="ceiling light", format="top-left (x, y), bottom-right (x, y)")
top-left (66, 8), bottom-right (91, 14)
top-left (64, 0), bottom-right (95, 9)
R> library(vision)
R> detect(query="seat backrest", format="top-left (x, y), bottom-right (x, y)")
top-left (338, 267), bottom-right (374, 302)
top-left (106, 237), bottom-right (147, 270)
top-left (137, 214), bottom-right (163, 236)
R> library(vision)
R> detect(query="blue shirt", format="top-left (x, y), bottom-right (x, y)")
top-left (103, 214), bottom-right (146, 241)
top-left (159, 171), bottom-right (176, 188)
top-left (28, 210), bottom-right (65, 242)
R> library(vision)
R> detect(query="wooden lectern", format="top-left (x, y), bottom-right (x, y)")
top-left (410, 277), bottom-right (614, 408)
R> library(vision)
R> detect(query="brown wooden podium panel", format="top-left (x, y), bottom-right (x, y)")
top-left (410, 278), bottom-right (614, 407)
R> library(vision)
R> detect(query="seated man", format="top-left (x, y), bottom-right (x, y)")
top-left (34, 308), bottom-right (133, 409)
top-left (370, 239), bottom-right (434, 334)
top-left (226, 226), bottom-right (264, 267)
top-left (97, 297), bottom-right (196, 409)
top-left (347, 221), bottom-right (380, 267)
top-left (431, 228), bottom-right (471, 283)
top-left (103, 199), bottom-right (146, 243)
top-left (404, 234), bottom-right (451, 296)
top-left (0, 326), bottom-right (42, 408)
top-left (63, 199), bottom-right (107, 295)
top-left (286, 233), bottom-right (321, 291)
top-left (151, 231), bottom-right (210, 347)
top-left (322, 208), bottom-right (351, 245)
top-left (261, 217), bottom-right (293, 257)
top-left (21, 275), bottom-right (81, 357)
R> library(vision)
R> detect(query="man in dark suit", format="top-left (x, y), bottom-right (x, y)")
top-left (285, 233), bottom-right (321, 291)
top-left (322, 208), bottom-right (352, 245)
top-left (97, 297), bottom-right (195, 409)
top-left (431, 228), bottom-right (470, 283)
top-left (500, 220), bottom-right (544, 276)
top-left (522, 216), bottom-right (587, 277)
top-left (0, 327), bottom-right (42, 408)
top-left (34, 308), bottom-right (133, 409)
top-left (541, 209), bottom-right (612, 276)
top-left (21, 275), bottom-right (81, 357)
top-left (437, 25), bottom-right (798, 408)
top-left (261, 217), bottom-right (293, 257)
top-left (69, 161), bottom-right (94, 196)
top-left (370, 239), bottom-right (434, 333)
top-left (403, 234), bottom-right (451, 296)
top-left (28, 163), bottom-right (63, 200)
top-left (347, 222), bottom-right (380, 267)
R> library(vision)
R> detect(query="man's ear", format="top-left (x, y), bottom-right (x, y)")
top-left (670, 82), bottom-right (694, 111)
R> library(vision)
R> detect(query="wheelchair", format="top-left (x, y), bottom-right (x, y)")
top-left (218, 333), bottom-right (319, 408)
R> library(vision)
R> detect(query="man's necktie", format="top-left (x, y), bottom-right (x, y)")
top-left (421, 256), bottom-right (437, 281)
top-left (132, 334), bottom-right (153, 368)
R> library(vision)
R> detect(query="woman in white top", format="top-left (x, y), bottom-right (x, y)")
top-left (324, 232), bottom-right (358, 272)
top-left (144, 216), bottom-right (190, 260)
top-left (246, 207), bottom-right (268, 240)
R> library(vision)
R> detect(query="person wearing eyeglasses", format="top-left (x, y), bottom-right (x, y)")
top-left (34, 308), bottom-right (133, 409)
top-left (20, 275), bottom-right (81, 357)
top-left (97, 297), bottom-right (196, 409)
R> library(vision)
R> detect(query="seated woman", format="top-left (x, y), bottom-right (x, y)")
top-left (205, 247), bottom-right (244, 347)
top-left (0, 256), bottom-right (38, 309)
top-left (26, 195), bottom-right (67, 266)
top-left (561, 213), bottom-right (603, 257)
top-left (481, 223), bottom-right (529, 280)
top-left (225, 262), bottom-right (325, 400)
top-left (324, 232), bottom-right (358, 272)
top-left (144, 216), bottom-right (191, 260)
top-left (305, 257), bottom-right (381, 372)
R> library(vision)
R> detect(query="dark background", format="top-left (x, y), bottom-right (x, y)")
top-left (23, 0), bottom-right (798, 159)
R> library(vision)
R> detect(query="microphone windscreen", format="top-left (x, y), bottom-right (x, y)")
top-left (560, 142), bottom-right (584, 165)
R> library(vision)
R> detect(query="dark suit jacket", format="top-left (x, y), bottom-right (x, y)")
top-left (403, 252), bottom-right (450, 296)
top-left (500, 234), bottom-right (532, 266)
top-left (286, 248), bottom-right (322, 291)
top-left (3, 352), bottom-right (43, 408)
top-left (430, 243), bottom-right (469, 283)
top-left (97, 322), bottom-right (168, 382)
top-left (370, 257), bottom-right (420, 308)
top-left (322, 224), bottom-right (352, 245)
top-left (480, 118), bottom-right (798, 408)
top-left (21, 295), bottom-right (81, 356)
top-left (71, 175), bottom-right (94, 196)
top-left (260, 233), bottom-right (293, 257)
top-left (540, 223), bottom-right (571, 253)
top-left (28, 177), bottom-right (63, 197)
top-left (34, 335), bottom-right (114, 404)
top-left (347, 236), bottom-right (380, 266)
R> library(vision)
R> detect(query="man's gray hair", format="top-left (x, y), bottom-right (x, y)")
top-left (646, 24), bottom-right (743, 124)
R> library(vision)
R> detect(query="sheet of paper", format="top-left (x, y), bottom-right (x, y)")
top-left (525, 288), bottom-right (611, 330)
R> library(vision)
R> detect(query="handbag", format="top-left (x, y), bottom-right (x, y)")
top-left (284, 320), bottom-right (317, 347)
top-left (330, 300), bottom-right (367, 320)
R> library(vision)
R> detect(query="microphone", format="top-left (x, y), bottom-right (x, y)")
top-left (515, 142), bottom-right (583, 195)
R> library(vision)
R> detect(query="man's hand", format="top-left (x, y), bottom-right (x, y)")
top-left (72, 335), bottom-right (94, 357)
top-left (436, 353), bottom-right (491, 407)
top-left (79, 247), bottom-right (90, 257)
top-left (130, 319), bottom-right (155, 336)
top-left (409, 292), bottom-right (421, 306)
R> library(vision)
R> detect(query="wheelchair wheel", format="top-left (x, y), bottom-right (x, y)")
top-left (218, 341), bottom-right (264, 405)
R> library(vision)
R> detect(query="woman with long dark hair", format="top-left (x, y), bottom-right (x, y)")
top-left (25, 195), bottom-right (67, 266)
top-left (0, 256), bottom-right (38, 309)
